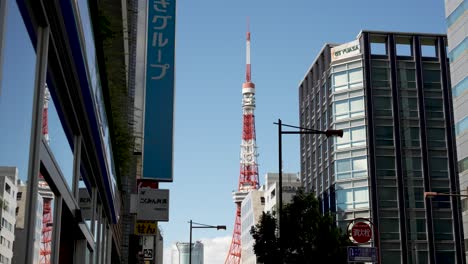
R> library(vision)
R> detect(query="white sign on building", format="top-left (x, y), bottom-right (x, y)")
top-left (331, 40), bottom-right (361, 62)
top-left (137, 189), bottom-right (169, 221)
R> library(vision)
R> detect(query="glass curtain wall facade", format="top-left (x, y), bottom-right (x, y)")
top-left (0, 0), bottom-right (131, 263)
top-left (299, 31), bottom-right (464, 264)
top-left (444, 0), bottom-right (468, 260)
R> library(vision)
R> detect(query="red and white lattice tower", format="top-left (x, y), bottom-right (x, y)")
top-left (225, 22), bottom-right (260, 264)
top-left (39, 86), bottom-right (53, 264)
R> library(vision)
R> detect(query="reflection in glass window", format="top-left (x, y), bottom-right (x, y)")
top-left (336, 156), bottom-right (367, 180)
top-left (334, 97), bottom-right (364, 120)
top-left (455, 116), bottom-right (468, 136)
top-left (336, 126), bottom-right (366, 149)
top-left (336, 187), bottom-right (369, 211)
top-left (332, 64), bottom-right (363, 92)
top-left (401, 127), bottom-right (420, 148)
top-left (47, 88), bottom-right (74, 190)
top-left (400, 97), bottom-right (418, 118)
top-left (0, 1), bottom-right (36, 183)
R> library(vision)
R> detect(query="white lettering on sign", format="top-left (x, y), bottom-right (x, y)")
top-left (148, 0), bottom-right (174, 80)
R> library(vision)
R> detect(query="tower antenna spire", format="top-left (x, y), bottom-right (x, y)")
top-left (225, 19), bottom-right (259, 264)
top-left (245, 18), bottom-right (251, 83)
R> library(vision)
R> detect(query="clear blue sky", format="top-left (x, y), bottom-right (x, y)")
top-left (159, 0), bottom-right (447, 254)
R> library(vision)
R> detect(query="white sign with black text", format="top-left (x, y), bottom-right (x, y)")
top-left (137, 189), bottom-right (169, 221)
top-left (142, 235), bottom-right (154, 260)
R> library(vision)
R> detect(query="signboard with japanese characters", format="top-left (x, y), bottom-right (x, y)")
top-left (78, 188), bottom-right (92, 220)
top-left (142, 235), bottom-right (154, 260)
top-left (347, 246), bottom-right (377, 262)
top-left (143, 0), bottom-right (176, 181)
top-left (331, 40), bottom-right (361, 62)
top-left (351, 222), bottom-right (372, 243)
top-left (135, 220), bottom-right (157, 235)
top-left (137, 189), bottom-right (169, 221)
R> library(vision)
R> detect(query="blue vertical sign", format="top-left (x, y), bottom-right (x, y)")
top-left (143, 0), bottom-right (176, 181)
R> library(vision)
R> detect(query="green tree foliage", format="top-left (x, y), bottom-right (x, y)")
top-left (250, 212), bottom-right (280, 263)
top-left (250, 190), bottom-right (351, 263)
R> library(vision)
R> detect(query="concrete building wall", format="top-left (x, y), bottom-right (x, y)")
top-left (445, 0), bottom-right (468, 261)
top-left (0, 167), bottom-right (17, 264)
top-left (13, 183), bottom-right (42, 264)
top-left (240, 190), bottom-right (264, 264)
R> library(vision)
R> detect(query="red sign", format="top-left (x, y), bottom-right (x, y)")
top-left (137, 179), bottom-right (158, 190)
top-left (351, 222), bottom-right (372, 243)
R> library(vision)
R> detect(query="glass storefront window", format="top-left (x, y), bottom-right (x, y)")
top-left (46, 86), bottom-right (74, 190)
top-left (0, 1), bottom-right (36, 183)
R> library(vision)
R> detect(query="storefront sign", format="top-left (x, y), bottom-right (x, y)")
top-left (78, 188), bottom-right (92, 220)
top-left (135, 220), bottom-right (157, 235)
top-left (331, 40), bottom-right (361, 62)
top-left (137, 189), bottom-right (169, 221)
top-left (142, 236), bottom-right (154, 260)
top-left (143, 0), bottom-right (177, 181)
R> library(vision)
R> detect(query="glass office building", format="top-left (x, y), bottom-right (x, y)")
top-left (299, 31), bottom-right (464, 263)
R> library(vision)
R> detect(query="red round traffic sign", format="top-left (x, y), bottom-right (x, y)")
top-left (351, 222), bottom-right (372, 243)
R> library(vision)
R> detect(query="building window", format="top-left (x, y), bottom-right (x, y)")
top-left (334, 97), bottom-right (364, 120)
top-left (336, 156), bottom-right (367, 180)
top-left (16, 192), bottom-right (22, 200)
top-left (399, 97), bottom-right (418, 118)
top-left (332, 62), bottom-right (363, 92)
top-left (376, 156), bottom-right (395, 177)
top-left (336, 126), bottom-right (366, 149)
top-left (425, 98), bottom-right (444, 119)
top-left (4, 183), bottom-right (10, 195)
top-left (336, 187), bottom-right (369, 211)
top-left (455, 116), bottom-right (468, 136)
top-left (375, 126), bottom-right (394, 147)
top-left (459, 157), bottom-right (468, 174)
top-left (401, 127), bottom-right (420, 148)
top-left (374, 96), bottom-right (393, 117)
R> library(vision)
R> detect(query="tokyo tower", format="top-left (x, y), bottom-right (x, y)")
top-left (225, 22), bottom-right (260, 264)
top-left (39, 86), bottom-right (53, 264)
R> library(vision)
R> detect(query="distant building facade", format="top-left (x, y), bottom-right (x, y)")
top-left (176, 241), bottom-right (203, 264)
top-left (0, 167), bottom-right (18, 264)
top-left (14, 181), bottom-right (43, 264)
top-left (298, 31), bottom-right (464, 263)
top-left (444, 0), bottom-right (468, 261)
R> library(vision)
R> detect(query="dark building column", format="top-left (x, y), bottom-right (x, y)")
top-left (387, 34), bottom-right (408, 264)
top-left (414, 36), bottom-right (436, 264)
top-left (361, 32), bottom-right (381, 261)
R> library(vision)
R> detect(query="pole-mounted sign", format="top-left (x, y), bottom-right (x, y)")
top-left (351, 222), bottom-right (372, 244)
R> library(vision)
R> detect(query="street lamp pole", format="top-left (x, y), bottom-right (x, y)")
top-left (188, 220), bottom-right (226, 264)
top-left (274, 118), bottom-right (343, 262)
